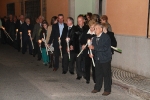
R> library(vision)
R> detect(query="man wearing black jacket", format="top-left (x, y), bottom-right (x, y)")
top-left (48, 14), bottom-right (67, 71)
top-left (89, 23), bottom-right (112, 96)
top-left (74, 15), bottom-right (89, 80)
top-left (16, 15), bottom-right (25, 52)
top-left (61, 17), bottom-right (76, 74)
top-left (20, 18), bottom-right (33, 55)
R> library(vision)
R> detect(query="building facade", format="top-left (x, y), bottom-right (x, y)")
top-left (0, 0), bottom-right (150, 78)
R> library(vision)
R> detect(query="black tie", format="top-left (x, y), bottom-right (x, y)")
top-left (67, 27), bottom-right (71, 37)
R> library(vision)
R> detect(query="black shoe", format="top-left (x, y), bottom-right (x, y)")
top-left (86, 80), bottom-right (90, 84)
top-left (62, 71), bottom-right (67, 74)
top-left (69, 71), bottom-right (74, 75)
top-left (33, 55), bottom-right (35, 57)
top-left (76, 76), bottom-right (82, 80)
top-left (44, 64), bottom-right (47, 66)
top-left (22, 52), bottom-right (25, 54)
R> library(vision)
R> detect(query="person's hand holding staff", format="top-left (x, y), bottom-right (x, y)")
top-left (38, 40), bottom-right (42, 53)
top-left (87, 39), bottom-right (95, 67)
top-left (20, 32), bottom-right (22, 48)
top-left (77, 43), bottom-right (88, 57)
top-left (15, 29), bottom-right (18, 40)
top-left (58, 37), bottom-right (63, 58)
top-left (1, 26), bottom-right (13, 41)
top-left (66, 37), bottom-right (70, 61)
top-left (28, 30), bottom-right (34, 49)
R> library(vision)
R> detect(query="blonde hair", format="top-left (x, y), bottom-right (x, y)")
top-left (88, 20), bottom-right (97, 27)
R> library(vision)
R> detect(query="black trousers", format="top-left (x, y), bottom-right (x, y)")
top-left (22, 39), bottom-right (32, 54)
top-left (1, 30), bottom-right (7, 44)
top-left (53, 48), bottom-right (60, 69)
top-left (94, 60), bottom-right (112, 92)
top-left (62, 53), bottom-right (76, 72)
top-left (76, 54), bottom-right (85, 77)
top-left (85, 55), bottom-right (95, 82)
top-left (33, 42), bottom-right (42, 59)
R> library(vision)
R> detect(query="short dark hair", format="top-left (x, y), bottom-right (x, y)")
top-left (58, 14), bottom-right (64, 17)
top-left (50, 16), bottom-right (58, 25)
top-left (42, 20), bottom-right (49, 25)
top-left (67, 17), bottom-right (74, 24)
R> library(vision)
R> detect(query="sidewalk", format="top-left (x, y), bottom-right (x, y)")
top-left (112, 67), bottom-right (150, 100)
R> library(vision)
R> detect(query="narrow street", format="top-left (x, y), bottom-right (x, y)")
top-left (0, 44), bottom-right (141, 100)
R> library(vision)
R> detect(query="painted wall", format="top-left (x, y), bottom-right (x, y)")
top-left (0, 0), bottom-right (21, 18)
top-left (106, 0), bottom-right (149, 37)
top-left (46, 0), bottom-right (69, 24)
top-left (106, 0), bottom-right (150, 77)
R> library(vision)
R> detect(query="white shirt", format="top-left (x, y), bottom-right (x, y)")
top-left (59, 23), bottom-right (64, 37)
top-left (87, 29), bottom-right (95, 35)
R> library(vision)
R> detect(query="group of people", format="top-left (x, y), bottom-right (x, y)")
top-left (0, 12), bottom-right (117, 96)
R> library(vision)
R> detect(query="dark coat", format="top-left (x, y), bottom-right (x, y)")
top-left (48, 23), bottom-right (67, 51)
top-left (81, 33), bottom-right (96, 56)
top-left (16, 20), bottom-right (24, 39)
top-left (73, 25), bottom-right (89, 53)
top-left (106, 31), bottom-right (117, 54)
top-left (61, 25), bottom-right (76, 54)
top-left (20, 23), bottom-right (33, 42)
top-left (40, 29), bottom-right (47, 48)
top-left (92, 33), bottom-right (112, 63)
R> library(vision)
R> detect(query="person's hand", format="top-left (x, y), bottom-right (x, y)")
top-left (89, 54), bottom-right (94, 58)
top-left (66, 37), bottom-right (70, 42)
top-left (59, 46), bottom-right (62, 49)
top-left (82, 45), bottom-right (86, 50)
top-left (48, 44), bottom-right (51, 47)
top-left (88, 45), bottom-right (94, 50)
top-left (70, 45), bottom-right (74, 50)
top-left (67, 47), bottom-right (70, 52)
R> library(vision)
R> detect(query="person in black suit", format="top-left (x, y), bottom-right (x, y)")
top-left (16, 15), bottom-right (25, 52)
top-left (81, 20), bottom-right (97, 84)
top-left (61, 17), bottom-right (76, 74)
top-left (48, 14), bottom-right (67, 71)
top-left (20, 18), bottom-right (33, 55)
top-left (89, 23), bottom-right (112, 96)
top-left (74, 15), bottom-right (89, 80)
top-left (1, 16), bottom-right (7, 44)
top-left (102, 23), bottom-right (117, 54)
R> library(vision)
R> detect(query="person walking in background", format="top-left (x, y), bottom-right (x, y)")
top-left (89, 23), bottom-right (112, 96)
top-left (40, 20), bottom-right (50, 66)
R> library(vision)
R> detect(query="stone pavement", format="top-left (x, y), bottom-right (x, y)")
top-left (0, 44), bottom-right (141, 100)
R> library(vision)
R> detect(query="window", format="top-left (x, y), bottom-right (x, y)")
top-left (7, 3), bottom-right (15, 15)
top-left (25, 0), bottom-right (41, 24)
